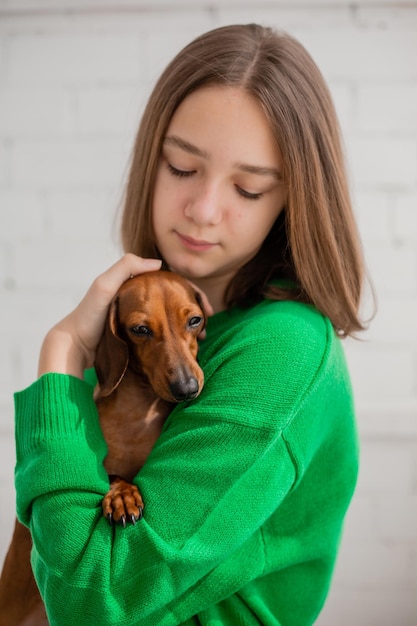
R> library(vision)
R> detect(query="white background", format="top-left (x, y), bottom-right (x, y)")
top-left (0, 1), bottom-right (416, 624)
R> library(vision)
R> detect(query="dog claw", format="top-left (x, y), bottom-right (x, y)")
top-left (105, 511), bottom-right (143, 527)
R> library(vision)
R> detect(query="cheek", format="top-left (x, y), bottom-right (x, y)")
top-left (152, 174), bottom-right (173, 232)
top-left (153, 171), bottom-right (187, 220)
top-left (153, 170), bottom-right (168, 206)
top-left (230, 207), bottom-right (276, 240)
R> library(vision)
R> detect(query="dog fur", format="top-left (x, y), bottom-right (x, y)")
top-left (0, 270), bottom-right (205, 625)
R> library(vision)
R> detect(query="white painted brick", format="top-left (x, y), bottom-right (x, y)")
top-left (1, 329), bottom-right (63, 392)
top-left (0, 190), bottom-right (45, 238)
top-left (292, 29), bottom-right (417, 81)
top-left (356, 84), bottom-right (417, 133)
top-left (0, 140), bottom-right (8, 185)
top-left (318, 587), bottom-right (417, 626)
top-left (358, 6), bottom-right (417, 28)
top-left (1, 286), bottom-right (119, 391)
top-left (16, 333), bottom-right (58, 390)
top-left (0, 429), bottom-right (14, 479)
top-left (0, 7), bottom-right (212, 42)
top-left (7, 34), bottom-right (143, 86)
top-left (218, 5), bottom-right (353, 32)
top-left (359, 410), bottom-right (417, 439)
top-left (347, 137), bottom-right (417, 188)
top-left (0, 397), bottom-right (15, 570)
top-left (144, 26), bottom-right (213, 83)
top-left (75, 86), bottom-right (145, 136)
top-left (376, 496), bottom-right (417, 543)
top-left (0, 340), bottom-right (18, 399)
top-left (410, 547), bottom-right (417, 590)
top-left (364, 293), bottom-right (417, 345)
top-left (355, 441), bottom-right (415, 496)
top-left (0, 241), bottom-right (16, 290)
top-left (0, 34), bottom-right (6, 79)
top-left (1, 5), bottom-right (417, 623)
top-left (394, 192), bottom-right (417, 243)
top-left (1, 0), bottom-right (411, 8)
top-left (0, 88), bottom-right (74, 136)
top-left (0, 289), bottom-right (79, 340)
top-left (0, 245), bottom-right (7, 287)
top-left (328, 82), bottom-right (354, 135)
top-left (10, 138), bottom-right (131, 188)
top-left (345, 341), bottom-right (416, 407)
top-left (12, 239), bottom-right (119, 291)
top-left (335, 540), bottom-right (409, 588)
top-left (127, 9), bottom-right (211, 35)
top-left (364, 241), bottom-right (416, 297)
top-left (0, 459), bottom-right (15, 572)
top-left (43, 189), bottom-right (121, 242)
top-left (353, 190), bottom-right (391, 244)
top-left (339, 493), bottom-right (377, 543)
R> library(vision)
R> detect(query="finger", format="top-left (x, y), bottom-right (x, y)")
top-left (94, 254), bottom-right (162, 304)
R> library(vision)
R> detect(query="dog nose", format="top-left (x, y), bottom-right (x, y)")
top-left (169, 377), bottom-right (199, 401)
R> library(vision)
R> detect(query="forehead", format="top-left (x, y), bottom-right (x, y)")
top-left (166, 85), bottom-right (282, 170)
top-left (117, 275), bottom-right (196, 315)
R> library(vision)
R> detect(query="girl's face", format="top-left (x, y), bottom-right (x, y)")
top-left (152, 86), bottom-right (286, 311)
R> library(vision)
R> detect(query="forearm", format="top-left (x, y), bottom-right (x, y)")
top-left (14, 373), bottom-right (295, 625)
top-left (15, 374), bottom-right (109, 526)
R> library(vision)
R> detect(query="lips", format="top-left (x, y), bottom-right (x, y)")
top-left (176, 232), bottom-right (217, 251)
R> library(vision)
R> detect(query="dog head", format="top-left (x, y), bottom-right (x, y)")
top-left (94, 271), bottom-right (206, 403)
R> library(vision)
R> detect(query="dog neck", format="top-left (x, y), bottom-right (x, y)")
top-left (96, 369), bottom-right (173, 481)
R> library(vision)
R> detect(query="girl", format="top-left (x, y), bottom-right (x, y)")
top-left (14, 23), bottom-right (368, 625)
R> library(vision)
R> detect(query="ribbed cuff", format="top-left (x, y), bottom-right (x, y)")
top-left (14, 373), bottom-right (102, 461)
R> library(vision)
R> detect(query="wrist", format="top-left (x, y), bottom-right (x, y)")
top-left (38, 327), bottom-right (89, 379)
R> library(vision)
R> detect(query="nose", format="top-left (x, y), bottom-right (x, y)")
top-left (184, 181), bottom-right (222, 226)
top-left (169, 376), bottom-right (199, 401)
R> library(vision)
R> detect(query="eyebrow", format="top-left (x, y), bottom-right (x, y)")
top-left (164, 135), bottom-right (209, 159)
top-left (164, 134), bottom-right (283, 181)
top-left (234, 162), bottom-right (283, 181)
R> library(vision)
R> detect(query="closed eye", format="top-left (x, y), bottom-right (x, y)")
top-left (168, 163), bottom-right (196, 178)
top-left (235, 186), bottom-right (263, 201)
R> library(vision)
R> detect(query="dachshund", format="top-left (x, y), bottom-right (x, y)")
top-left (0, 270), bottom-right (206, 626)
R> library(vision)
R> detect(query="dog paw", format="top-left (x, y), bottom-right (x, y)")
top-left (102, 477), bottom-right (144, 528)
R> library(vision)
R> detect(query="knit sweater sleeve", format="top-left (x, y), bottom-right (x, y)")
top-left (14, 301), bottom-right (332, 626)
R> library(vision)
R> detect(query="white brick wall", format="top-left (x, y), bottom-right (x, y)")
top-left (1, 3), bottom-right (416, 624)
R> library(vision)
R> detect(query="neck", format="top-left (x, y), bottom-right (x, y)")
top-left (190, 276), bottom-right (228, 314)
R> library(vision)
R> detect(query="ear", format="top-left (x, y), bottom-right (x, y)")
top-left (194, 291), bottom-right (208, 329)
top-left (94, 297), bottom-right (129, 397)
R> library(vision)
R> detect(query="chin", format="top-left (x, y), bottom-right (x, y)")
top-left (166, 259), bottom-right (208, 280)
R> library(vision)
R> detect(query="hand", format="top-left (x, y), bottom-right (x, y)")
top-left (38, 255), bottom-right (162, 379)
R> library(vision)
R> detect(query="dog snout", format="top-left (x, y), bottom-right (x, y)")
top-left (169, 376), bottom-right (200, 402)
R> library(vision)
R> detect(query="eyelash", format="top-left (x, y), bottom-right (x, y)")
top-left (167, 163), bottom-right (195, 178)
top-left (167, 163), bottom-right (263, 201)
top-left (236, 187), bottom-right (263, 201)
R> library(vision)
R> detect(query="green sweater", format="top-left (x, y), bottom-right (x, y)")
top-left (14, 297), bottom-right (359, 626)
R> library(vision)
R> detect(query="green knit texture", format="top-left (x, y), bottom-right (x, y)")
top-left (14, 298), bottom-right (359, 626)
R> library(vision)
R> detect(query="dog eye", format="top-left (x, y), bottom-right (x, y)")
top-left (130, 325), bottom-right (152, 336)
top-left (188, 316), bottom-right (203, 328)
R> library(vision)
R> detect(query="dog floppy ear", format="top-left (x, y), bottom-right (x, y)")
top-left (94, 297), bottom-right (129, 397)
top-left (194, 290), bottom-right (208, 328)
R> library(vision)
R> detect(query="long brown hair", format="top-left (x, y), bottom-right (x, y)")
top-left (121, 24), bottom-right (370, 337)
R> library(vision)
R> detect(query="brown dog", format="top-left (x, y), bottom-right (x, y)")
top-left (0, 271), bottom-right (206, 625)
